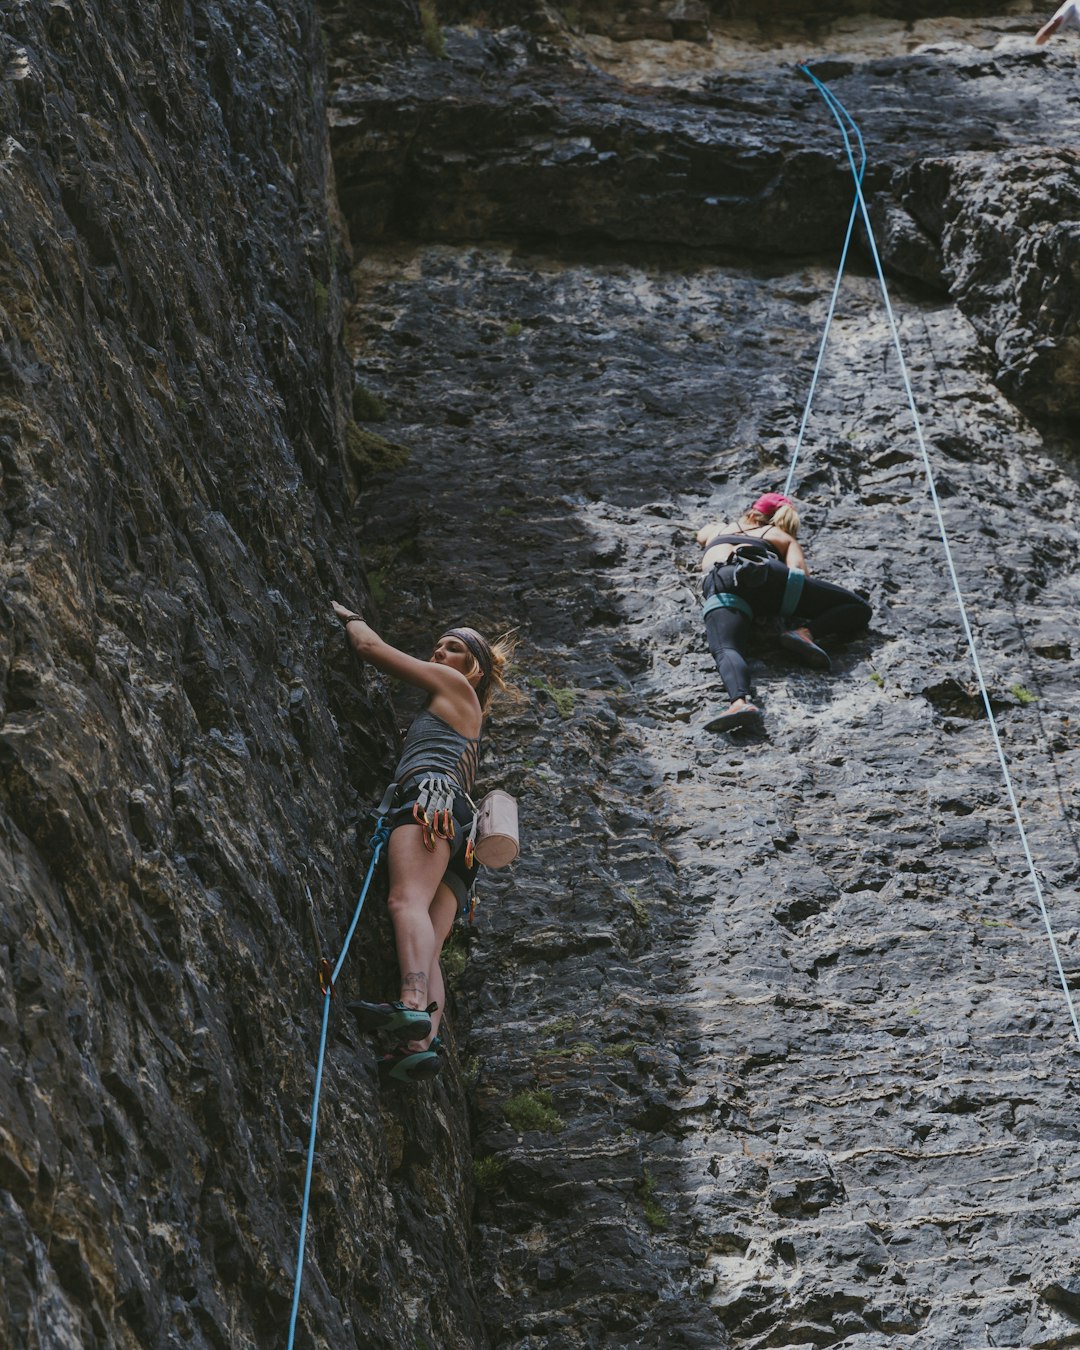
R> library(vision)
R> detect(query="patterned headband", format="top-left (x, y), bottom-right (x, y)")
top-left (443, 628), bottom-right (494, 680)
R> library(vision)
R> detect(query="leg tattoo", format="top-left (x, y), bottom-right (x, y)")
top-left (402, 971), bottom-right (429, 1001)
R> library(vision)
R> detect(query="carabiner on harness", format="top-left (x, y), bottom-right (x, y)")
top-left (412, 775), bottom-right (457, 851)
top-left (462, 789), bottom-right (483, 868)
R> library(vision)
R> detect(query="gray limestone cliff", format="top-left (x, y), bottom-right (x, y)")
top-left (3, 2), bottom-right (1080, 1349)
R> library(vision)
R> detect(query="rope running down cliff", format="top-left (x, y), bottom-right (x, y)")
top-left (793, 65), bottom-right (1080, 1050)
top-left (286, 806), bottom-right (393, 1349)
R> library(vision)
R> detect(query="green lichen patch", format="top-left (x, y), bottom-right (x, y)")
top-left (502, 1088), bottom-right (565, 1134)
top-left (345, 421), bottom-right (409, 477)
top-left (473, 1156), bottom-right (505, 1193)
top-left (637, 1168), bottom-right (668, 1231)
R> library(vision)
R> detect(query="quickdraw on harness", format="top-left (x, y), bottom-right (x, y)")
top-left (462, 790), bottom-right (483, 872)
top-left (407, 776), bottom-right (482, 919)
top-left (411, 774), bottom-right (457, 851)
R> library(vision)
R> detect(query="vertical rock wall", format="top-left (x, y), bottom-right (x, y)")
top-left (1, 3), bottom-right (485, 1347)
top-left (345, 232), bottom-right (1080, 1348)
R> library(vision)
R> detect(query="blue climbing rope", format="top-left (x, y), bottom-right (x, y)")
top-left (784, 79), bottom-right (866, 498)
top-left (286, 814), bottom-right (392, 1349)
top-left (798, 64), bottom-right (1080, 1049)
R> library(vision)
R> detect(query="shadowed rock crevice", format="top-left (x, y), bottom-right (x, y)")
top-left (1, 1), bottom-right (490, 1347)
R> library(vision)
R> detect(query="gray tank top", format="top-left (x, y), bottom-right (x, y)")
top-left (394, 709), bottom-right (481, 794)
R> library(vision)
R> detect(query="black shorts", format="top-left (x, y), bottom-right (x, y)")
top-left (388, 783), bottom-right (478, 910)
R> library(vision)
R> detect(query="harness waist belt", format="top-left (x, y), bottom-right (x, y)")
top-left (702, 592), bottom-right (754, 621)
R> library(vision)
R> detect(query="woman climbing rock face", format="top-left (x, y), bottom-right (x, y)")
top-left (696, 493), bottom-right (872, 733)
top-left (331, 603), bottom-right (510, 1083)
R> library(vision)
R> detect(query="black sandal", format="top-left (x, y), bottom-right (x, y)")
top-left (704, 706), bottom-right (762, 734)
top-left (779, 630), bottom-right (831, 670)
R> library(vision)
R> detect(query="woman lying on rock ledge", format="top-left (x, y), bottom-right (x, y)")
top-left (696, 492), bottom-right (872, 733)
top-left (332, 602), bottom-right (510, 1084)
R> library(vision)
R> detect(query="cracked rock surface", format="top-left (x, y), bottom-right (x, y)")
top-left (3, 2), bottom-right (1080, 1348)
top-left (348, 229), bottom-right (1080, 1348)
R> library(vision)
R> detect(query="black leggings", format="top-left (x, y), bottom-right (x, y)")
top-left (702, 559), bottom-right (872, 702)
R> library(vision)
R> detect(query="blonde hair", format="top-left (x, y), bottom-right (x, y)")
top-left (474, 634), bottom-right (515, 710)
top-left (747, 504), bottom-right (801, 537)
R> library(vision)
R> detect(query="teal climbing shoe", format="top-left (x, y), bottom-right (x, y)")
top-left (349, 1000), bottom-right (436, 1038)
top-left (378, 1044), bottom-right (442, 1085)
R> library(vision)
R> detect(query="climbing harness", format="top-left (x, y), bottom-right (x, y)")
top-left (700, 569), bottom-right (803, 629)
top-left (795, 65), bottom-right (1080, 1049)
top-left (778, 568), bottom-right (805, 620)
top-left (700, 538), bottom-right (779, 623)
top-left (411, 773), bottom-right (457, 850)
top-left (700, 530), bottom-right (807, 623)
top-left (702, 591), bottom-right (754, 622)
top-left (286, 786), bottom-right (395, 1350)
